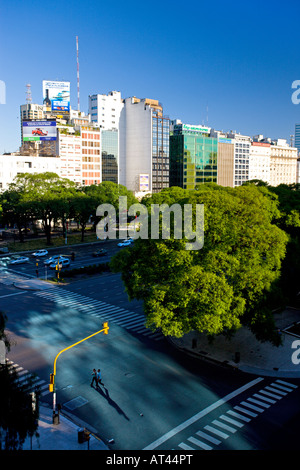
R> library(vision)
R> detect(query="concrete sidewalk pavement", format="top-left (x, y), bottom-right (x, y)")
top-left (169, 306), bottom-right (300, 378)
top-left (22, 404), bottom-right (109, 450)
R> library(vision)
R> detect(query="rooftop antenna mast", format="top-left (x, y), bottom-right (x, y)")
top-left (76, 36), bottom-right (80, 112)
top-left (26, 83), bottom-right (32, 104)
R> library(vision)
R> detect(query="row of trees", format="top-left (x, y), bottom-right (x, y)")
top-left (0, 173), bottom-right (137, 244)
top-left (110, 182), bottom-right (300, 345)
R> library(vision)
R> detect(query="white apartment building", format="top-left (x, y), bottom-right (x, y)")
top-left (269, 139), bottom-right (298, 186)
top-left (249, 141), bottom-right (271, 183)
top-left (0, 154), bottom-right (60, 191)
top-left (227, 132), bottom-right (251, 186)
top-left (88, 91), bottom-right (123, 130)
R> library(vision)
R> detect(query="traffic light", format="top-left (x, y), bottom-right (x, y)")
top-left (102, 321), bottom-right (109, 334)
top-left (49, 373), bottom-right (54, 392)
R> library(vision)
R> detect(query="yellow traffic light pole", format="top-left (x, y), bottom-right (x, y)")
top-left (49, 322), bottom-right (109, 423)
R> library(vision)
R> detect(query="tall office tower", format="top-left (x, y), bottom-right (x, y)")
top-left (169, 122), bottom-right (217, 190)
top-left (295, 124), bottom-right (300, 156)
top-left (269, 139), bottom-right (298, 186)
top-left (119, 97), bottom-right (170, 194)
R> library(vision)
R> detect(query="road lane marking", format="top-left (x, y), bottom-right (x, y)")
top-left (276, 380), bottom-right (297, 389)
top-left (187, 436), bottom-right (213, 450)
top-left (195, 430), bottom-right (221, 445)
top-left (0, 291), bottom-right (27, 299)
top-left (204, 425), bottom-right (229, 439)
top-left (212, 419), bottom-right (237, 433)
top-left (143, 377), bottom-right (263, 450)
top-left (234, 405), bottom-right (257, 417)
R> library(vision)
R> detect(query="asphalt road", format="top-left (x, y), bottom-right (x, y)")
top-left (0, 238), bottom-right (122, 279)
top-left (1, 271), bottom-right (300, 451)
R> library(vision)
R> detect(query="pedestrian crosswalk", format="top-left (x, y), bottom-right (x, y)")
top-left (5, 359), bottom-right (50, 397)
top-left (174, 379), bottom-right (298, 450)
top-left (33, 287), bottom-right (165, 341)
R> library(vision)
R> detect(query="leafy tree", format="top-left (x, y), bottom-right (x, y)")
top-left (111, 184), bottom-right (288, 344)
top-left (0, 311), bottom-right (40, 450)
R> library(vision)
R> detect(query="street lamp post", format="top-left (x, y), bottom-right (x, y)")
top-left (49, 322), bottom-right (109, 424)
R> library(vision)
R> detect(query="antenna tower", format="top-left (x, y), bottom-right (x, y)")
top-left (76, 36), bottom-right (80, 112)
top-left (26, 83), bottom-right (32, 104)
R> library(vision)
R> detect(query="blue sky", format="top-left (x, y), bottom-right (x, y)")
top-left (0, 0), bottom-right (300, 153)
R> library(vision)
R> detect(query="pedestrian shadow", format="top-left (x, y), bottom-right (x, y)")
top-left (93, 385), bottom-right (130, 421)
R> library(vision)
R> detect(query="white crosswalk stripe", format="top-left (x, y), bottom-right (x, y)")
top-left (34, 288), bottom-right (164, 341)
top-left (5, 359), bottom-right (50, 397)
top-left (174, 379), bottom-right (298, 450)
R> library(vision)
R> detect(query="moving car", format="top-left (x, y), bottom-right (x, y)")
top-left (44, 255), bottom-right (68, 266)
top-left (32, 249), bottom-right (48, 257)
top-left (92, 249), bottom-right (108, 257)
top-left (118, 239), bottom-right (133, 247)
top-left (9, 256), bottom-right (29, 264)
top-left (49, 258), bottom-right (70, 269)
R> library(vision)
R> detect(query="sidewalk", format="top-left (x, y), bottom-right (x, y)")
top-left (169, 306), bottom-right (300, 378)
top-left (22, 404), bottom-right (109, 450)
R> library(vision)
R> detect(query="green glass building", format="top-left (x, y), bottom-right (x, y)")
top-left (170, 123), bottom-right (218, 190)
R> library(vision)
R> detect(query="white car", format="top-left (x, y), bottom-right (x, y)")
top-left (49, 258), bottom-right (70, 269)
top-left (32, 249), bottom-right (48, 257)
top-left (44, 255), bottom-right (67, 266)
top-left (9, 256), bottom-right (29, 264)
top-left (118, 239), bottom-right (133, 247)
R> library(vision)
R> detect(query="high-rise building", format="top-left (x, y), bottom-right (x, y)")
top-left (119, 97), bottom-right (169, 194)
top-left (169, 122), bottom-right (217, 190)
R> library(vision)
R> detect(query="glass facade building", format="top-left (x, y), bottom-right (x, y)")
top-left (101, 129), bottom-right (118, 184)
top-left (170, 124), bottom-right (218, 189)
top-left (152, 111), bottom-right (170, 192)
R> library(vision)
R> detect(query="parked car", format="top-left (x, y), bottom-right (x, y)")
top-left (44, 255), bottom-right (67, 266)
top-left (9, 256), bottom-right (29, 264)
top-left (49, 258), bottom-right (70, 269)
top-left (32, 249), bottom-right (48, 257)
top-left (92, 249), bottom-right (108, 257)
top-left (118, 239), bottom-right (132, 247)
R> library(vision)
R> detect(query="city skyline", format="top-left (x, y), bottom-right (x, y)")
top-left (1, 0), bottom-right (300, 154)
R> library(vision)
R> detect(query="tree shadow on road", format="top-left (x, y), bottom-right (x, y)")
top-left (92, 385), bottom-right (130, 421)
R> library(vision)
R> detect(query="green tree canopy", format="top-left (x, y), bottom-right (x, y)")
top-left (111, 184), bottom-right (288, 344)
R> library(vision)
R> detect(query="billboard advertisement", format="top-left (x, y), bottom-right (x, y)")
top-left (42, 80), bottom-right (70, 114)
top-left (22, 119), bottom-right (57, 141)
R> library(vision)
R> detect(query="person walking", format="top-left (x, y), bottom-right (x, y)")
top-left (91, 368), bottom-right (97, 387)
top-left (97, 369), bottom-right (104, 387)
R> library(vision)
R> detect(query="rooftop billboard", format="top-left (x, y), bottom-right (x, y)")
top-left (22, 119), bottom-right (57, 141)
top-left (42, 80), bottom-right (70, 114)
